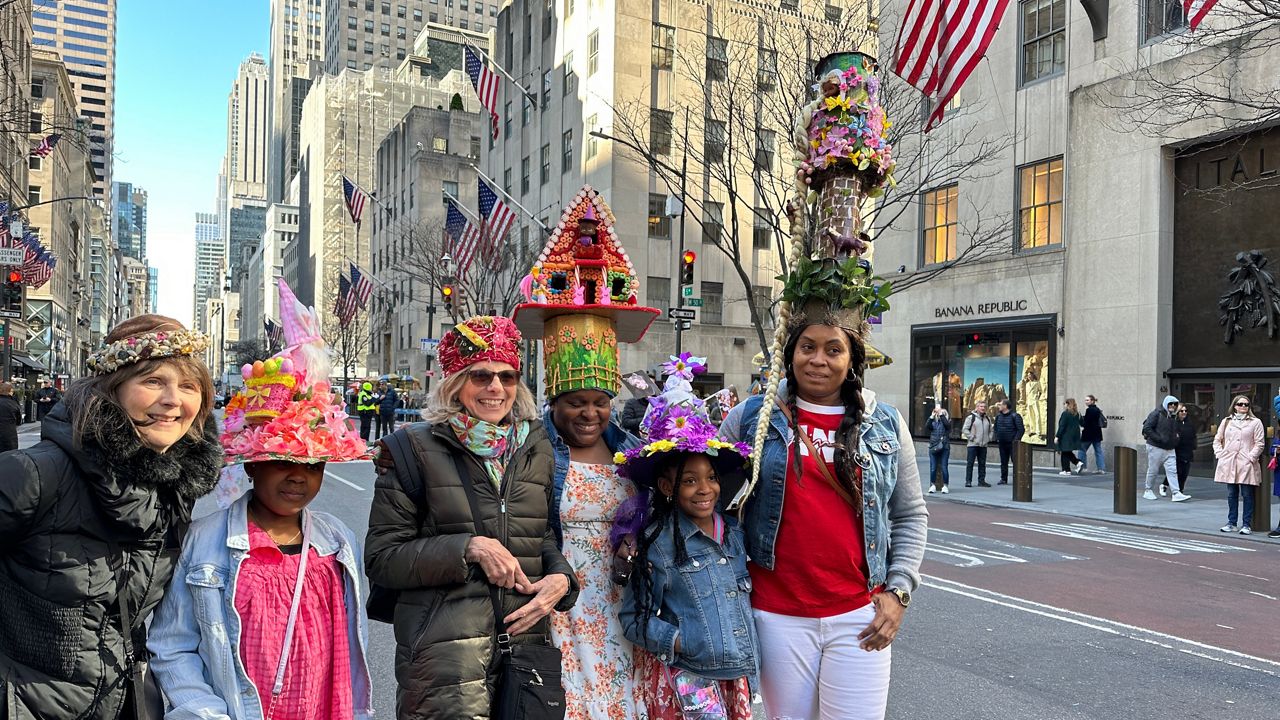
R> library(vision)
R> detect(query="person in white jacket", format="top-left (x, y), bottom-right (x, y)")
top-left (1213, 395), bottom-right (1265, 535)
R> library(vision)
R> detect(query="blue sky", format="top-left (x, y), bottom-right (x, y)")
top-left (114, 0), bottom-right (267, 324)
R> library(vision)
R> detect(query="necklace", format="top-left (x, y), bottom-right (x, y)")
top-left (249, 504), bottom-right (303, 546)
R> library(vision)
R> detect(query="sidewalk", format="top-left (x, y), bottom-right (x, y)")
top-left (915, 453), bottom-right (1280, 543)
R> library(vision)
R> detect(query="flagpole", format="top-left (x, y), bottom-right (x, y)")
top-left (464, 39), bottom-right (538, 107)
top-left (470, 165), bottom-right (550, 233)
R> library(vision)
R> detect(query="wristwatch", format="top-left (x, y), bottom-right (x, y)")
top-left (885, 587), bottom-right (911, 609)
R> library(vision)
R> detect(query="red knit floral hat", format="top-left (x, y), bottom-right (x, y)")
top-left (438, 316), bottom-right (523, 377)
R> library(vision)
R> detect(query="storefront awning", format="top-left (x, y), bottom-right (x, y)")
top-left (1165, 366), bottom-right (1280, 377)
top-left (8, 352), bottom-right (48, 372)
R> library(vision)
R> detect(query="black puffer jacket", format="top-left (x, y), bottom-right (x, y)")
top-left (0, 403), bottom-right (222, 719)
top-left (365, 421), bottom-right (578, 720)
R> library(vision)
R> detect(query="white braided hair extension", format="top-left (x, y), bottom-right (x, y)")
top-left (738, 197), bottom-right (809, 515)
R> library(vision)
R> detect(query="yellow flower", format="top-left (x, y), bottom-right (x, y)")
top-left (648, 440), bottom-right (675, 454)
top-left (823, 96), bottom-right (851, 112)
top-left (613, 451), bottom-right (627, 465)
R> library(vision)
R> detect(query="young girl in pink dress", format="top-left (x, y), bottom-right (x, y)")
top-left (149, 280), bottom-right (373, 719)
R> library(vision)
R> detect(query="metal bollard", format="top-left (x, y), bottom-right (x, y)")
top-left (1252, 458), bottom-right (1272, 533)
top-left (1113, 446), bottom-right (1137, 515)
top-left (1013, 442), bottom-right (1032, 502)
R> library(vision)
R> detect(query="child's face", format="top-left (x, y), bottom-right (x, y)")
top-left (248, 460), bottom-right (326, 517)
top-left (659, 455), bottom-right (720, 525)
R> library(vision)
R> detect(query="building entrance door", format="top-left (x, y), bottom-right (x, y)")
top-left (1175, 379), bottom-right (1275, 474)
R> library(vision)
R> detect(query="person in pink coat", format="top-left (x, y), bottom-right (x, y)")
top-left (1213, 395), bottom-right (1266, 535)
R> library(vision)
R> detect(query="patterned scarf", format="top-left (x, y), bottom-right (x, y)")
top-left (447, 413), bottom-right (530, 486)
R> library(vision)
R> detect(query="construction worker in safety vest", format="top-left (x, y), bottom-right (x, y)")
top-left (357, 381), bottom-right (377, 441)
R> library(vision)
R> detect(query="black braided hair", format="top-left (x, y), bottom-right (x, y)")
top-left (782, 322), bottom-right (868, 507)
top-left (628, 453), bottom-right (693, 650)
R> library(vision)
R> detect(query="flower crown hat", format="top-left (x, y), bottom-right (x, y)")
top-left (437, 315), bottom-right (523, 377)
top-left (615, 353), bottom-right (752, 487)
top-left (219, 279), bottom-right (369, 465)
top-left (512, 185), bottom-right (660, 398)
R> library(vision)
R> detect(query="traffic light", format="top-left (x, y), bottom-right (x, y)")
top-left (680, 250), bottom-right (696, 285)
top-left (441, 284), bottom-right (455, 313)
top-left (2, 270), bottom-right (22, 316)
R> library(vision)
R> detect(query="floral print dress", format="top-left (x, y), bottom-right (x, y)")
top-left (550, 461), bottom-right (645, 720)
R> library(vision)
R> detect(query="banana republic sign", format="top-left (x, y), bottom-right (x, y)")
top-left (935, 299), bottom-right (1029, 318)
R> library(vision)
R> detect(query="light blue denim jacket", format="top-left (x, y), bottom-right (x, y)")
top-left (543, 410), bottom-right (641, 548)
top-left (147, 492), bottom-right (374, 720)
top-left (619, 512), bottom-right (758, 689)
top-left (719, 388), bottom-right (929, 595)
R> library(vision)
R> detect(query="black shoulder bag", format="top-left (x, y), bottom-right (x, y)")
top-left (451, 452), bottom-right (566, 720)
top-left (107, 541), bottom-right (165, 720)
top-left (366, 429), bottom-right (427, 624)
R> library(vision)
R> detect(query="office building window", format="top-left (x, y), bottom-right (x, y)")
top-left (1018, 158), bottom-right (1064, 251)
top-left (704, 118), bottom-right (725, 163)
top-left (523, 96), bottom-right (532, 125)
top-left (752, 285), bottom-right (773, 324)
top-left (30, 79), bottom-right (44, 98)
top-left (921, 185), bottom-right (958, 265)
top-left (563, 53), bottom-right (576, 95)
top-left (542, 70), bottom-right (552, 106)
top-left (753, 208), bottom-right (772, 249)
top-left (504, 101), bottom-right (512, 137)
top-left (651, 109), bottom-right (674, 155)
top-left (647, 276), bottom-right (670, 316)
top-left (586, 114), bottom-right (599, 159)
top-left (348, 37), bottom-right (357, 51)
top-left (1021, 0), bottom-right (1065, 84)
top-left (28, 186), bottom-right (42, 205)
top-left (758, 47), bottom-right (777, 90)
top-left (1142, 0), bottom-right (1187, 42)
top-left (706, 36), bottom-right (728, 81)
top-left (540, 144), bottom-right (551, 184)
top-left (348, 15), bottom-right (357, 28)
top-left (29, 155), bottom-right (42, 171)
top-left (648, 194), bottom-right (671, 239)
top-left (588, 30), bottom-right (599, 75)
top-left (504, 167), bottom-right (513, 194)
top-left (365, 18), bottom-right (374, 30)
top-left (652, 23), bottom-right (674, 70)
top-left (562, 129), bottom-right (573, 172)
top-left (702, 201), bottom-right (723, 245)
top-left (470, 135), bottom-right (481, 158)
top-left (701, 282), bottom-right (723, 325)
top-left (414, 7), bottom-right (422, 20)
top-left (29, 111), bottom-right (41, 134)
top-left (442, 180), bottom-right (459, 206)
top-left (398, 3), bottom-right (406, 16)
top-left (521, 156), bottom-right (530, 193)
top-left (755, 129), bottom-right (775, 170)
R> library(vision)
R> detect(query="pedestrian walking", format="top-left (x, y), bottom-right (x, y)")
top-left (1173, 406), bottom-right (1197, 494)
top-left (0, 382), bottom-right (23, 452)
top-left (1142, 395), bottom-right (1190, 502)
top-left (356, 381), bottom-right (376, 440)
top-left (962, 401), bottom-right (993, 487)
top-left (925, 405), bottom-right (951, 494)
top-left (34, 379), bottom-right (60, 421)
top-left (617, 371), bottom-right (757, 719)
top-left (993, 400), bottom-right (1024, 485)
top-left (1268, 437), bottom-right (1280, 539)
top-left (149, 285), bottom-right (374, 719)
top-left (1055, 398), bottom-right (1083, 475)
top-left (0, 314), bottom-right (222, 718)
top-left (1080, 395), bottom-right (1107, 473)
top-left (1214, 395), bottom-right (1265, 534)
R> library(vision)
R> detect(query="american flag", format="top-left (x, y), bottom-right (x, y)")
top-left (445, 199), bottom-right (481, 277)
top-left (478, 178), bottom-right (516, 259)
top-left (31, 133), bottom-right (60, 158)
top-left (349, 262), bottom-right (375, 310)
top-left (264, 318), bottom-right (284, 349)
top-left (16, 232), bottom-right (54, 288)
top-left (336, 274), bottom-right (355, 326)
top-left (1183, 0), bottom-right (1220, 29)
top-left (464, 46), bottom-right (501, 140)
top-left (341, 175), bottom-right (369, 224)
top-left (892, 0), bottom-right (1011, 130)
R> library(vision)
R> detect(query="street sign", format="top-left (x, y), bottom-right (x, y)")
top-left (668, 308), bottom-right (696, 320)
top-left (681, 285), bottom-right (694, 298)
top-left (685, 298), bottom-right (703, 307)
top-left (0, 248), bottom-right (24, 266)
top-left (676, 319), bottom-right (692, 331)
top-left (0, 310), bottom-right (19, 320)
top-left (420, 338), bottom-right (440, 356)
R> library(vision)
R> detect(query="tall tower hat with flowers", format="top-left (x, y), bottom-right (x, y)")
top-left (512, 185), bottom-right (661, 398)
top-left (730, 50), bottom-right (897, 509)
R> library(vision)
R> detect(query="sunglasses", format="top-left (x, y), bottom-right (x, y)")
top-left (1234, 401), bottom-right (1250, 407)
top-left (466, 369), bottom-right (521, 387)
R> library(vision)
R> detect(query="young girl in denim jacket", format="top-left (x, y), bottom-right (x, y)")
top-left (615, 358), bottom-right (757, 719)
top-left (149, 281), bottom-right (374, 720)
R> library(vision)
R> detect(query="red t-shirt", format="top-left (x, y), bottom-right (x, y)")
top-left (749, 398), bottom-right (872, 618)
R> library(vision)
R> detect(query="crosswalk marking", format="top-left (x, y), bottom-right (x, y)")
top-left (992, 521), bottom-right (1256, 555)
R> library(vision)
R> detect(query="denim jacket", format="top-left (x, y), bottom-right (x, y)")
top-left (148, 492), bottom-right (374, 720)
top-left (720, 389), bottom-right (929, 595)
top-left (543, 410), bottom-right (642, 547)
top-left (619, 512), bottom-right (758, 688)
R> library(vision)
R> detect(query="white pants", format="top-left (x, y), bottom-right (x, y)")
top-left (1144, 445), bottom-right (1180, 493)
top-left (754, 604), bottom-right (892, 720)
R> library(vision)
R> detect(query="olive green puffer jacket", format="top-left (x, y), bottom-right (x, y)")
top-left (365, 421), bottom-right (578, 720)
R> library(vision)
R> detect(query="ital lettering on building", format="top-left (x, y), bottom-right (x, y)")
top-left (935, 299), bottom-right (1029, 318)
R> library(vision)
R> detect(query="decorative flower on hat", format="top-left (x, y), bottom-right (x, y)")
top-left (438, 316), bottom-right (523, 377)
top-left (661, 352), bottom-right (707, 381)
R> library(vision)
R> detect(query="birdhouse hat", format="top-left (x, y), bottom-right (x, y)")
top-left (511, 186), bottom-right (660, 398)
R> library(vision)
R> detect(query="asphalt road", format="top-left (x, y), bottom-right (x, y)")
top-left (198, 459), bottom-right (1279, 719)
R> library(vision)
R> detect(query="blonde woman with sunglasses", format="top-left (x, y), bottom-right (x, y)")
top-left (1213, 396), bottom-right (1266, 534)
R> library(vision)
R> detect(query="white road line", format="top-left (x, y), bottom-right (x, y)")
top-left (923, 573), bottom-right (1280, 676)
top-left (991, 521), bottom-right (1256, 555)
top-left (1248, 591), bottom-right (1277, 600)
top-left (325, 471), bottom-right (365, 492)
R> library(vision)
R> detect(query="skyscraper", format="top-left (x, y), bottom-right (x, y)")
top-left (111, 181), bottom-right (147, 260)
top-left (268, 0), bottom-right (326, 202)
top-left (225, 53), bottom-right (269, 204)
top-left (193, 212), bottom-right (223, 333)
top-left (29, 0), bottom-right (117, 203)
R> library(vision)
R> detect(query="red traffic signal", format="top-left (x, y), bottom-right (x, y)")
top-left (682, 250), bottom-right (697, 265)
top-left (680, 251), bottom-right (696, 285)
top-left (6, 270), bottom-right (20, 283)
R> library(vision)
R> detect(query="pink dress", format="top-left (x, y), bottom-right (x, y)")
top-left (234, 521), bottom-right (354, 720)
